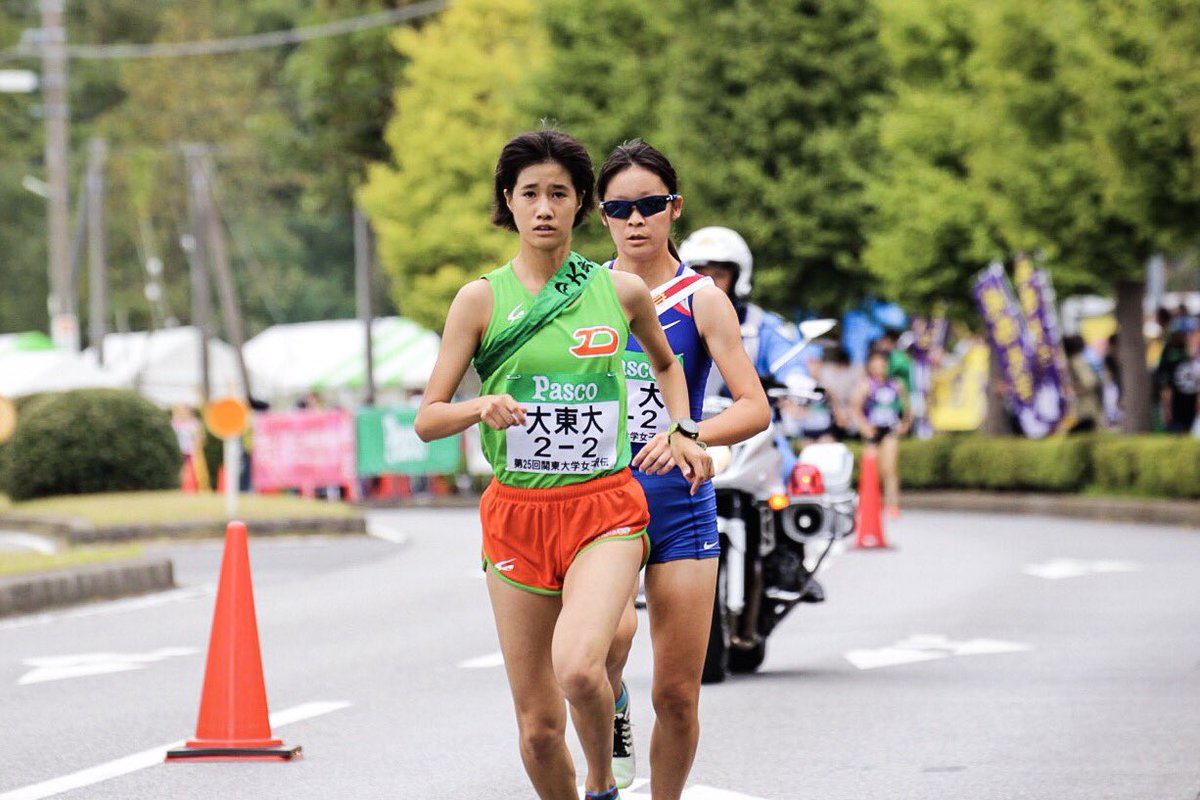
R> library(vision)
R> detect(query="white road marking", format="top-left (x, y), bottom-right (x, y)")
top-left (0, 585), bottom-right (213, 633)
top-left (458, 651), bottom-right (505, 669)
top-left (18, 647), bottom-right (197, 686)
top-left (0, 533), bottom-right (58, 555)
top-left (600, 781), bottom-right (773, 800)
top-left (365, 520), bottom-right (409, 545)
top-left (1023, 558), bottom-right (1141, 580)
top-left (0, 700), bottom-right (351, 800)
top-left (846, 634), bottom-right (1031, 670)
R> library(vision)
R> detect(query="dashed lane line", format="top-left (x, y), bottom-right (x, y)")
top-left (0, 700), bottom-right (352, 800)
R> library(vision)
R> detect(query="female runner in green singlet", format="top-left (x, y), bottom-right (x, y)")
top-left (415, 130), bottom-right (712, 800)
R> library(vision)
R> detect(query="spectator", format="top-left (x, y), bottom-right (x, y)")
top-left (819, 345), bottom-right (862, 438)
top-left (1064, 335), bottom-right (1102, 433)
top-left (1155, 320), bottom-right (1200, 433)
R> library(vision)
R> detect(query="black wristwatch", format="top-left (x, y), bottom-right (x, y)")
top-left (668, 418), bottom-right (701, 440)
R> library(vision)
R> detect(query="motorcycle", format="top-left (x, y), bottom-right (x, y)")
top-left (701, 319), bottom-right (858, 683)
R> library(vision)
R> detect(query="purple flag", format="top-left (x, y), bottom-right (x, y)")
top-left (908, 314), bottom-right (948, 439)
top-left (973, 262), bottom-right (1051, 438)
top-left (1014, 258), bottom-right (1070, 429)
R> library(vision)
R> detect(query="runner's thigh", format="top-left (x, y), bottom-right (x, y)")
top-left (645, 558), bottom-right (719, 684)
top-left (554, 539), bottom-right (644, 665)
top-left (487, 571), bottom-right (566, 721)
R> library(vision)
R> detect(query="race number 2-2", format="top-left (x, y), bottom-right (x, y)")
top-left (506, 372), bottom-right (621, 474)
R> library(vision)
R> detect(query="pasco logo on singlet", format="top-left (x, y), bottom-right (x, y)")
top-left (623, 359), bottom-right (654, 381)
top-left (530, 375), bottom-right (600, 402)
top-left (507, 304), bottom-right (526, 323)
top-left (569, 326), bottom-right (620, 358)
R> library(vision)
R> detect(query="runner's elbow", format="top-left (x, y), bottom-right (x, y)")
top-left (751, 402), bottom-right (771, 434)
top-left (414, 411), bottom-right (436, 442)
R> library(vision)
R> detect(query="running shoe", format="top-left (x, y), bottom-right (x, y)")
top-left (612, 682), bottom-right (635, 789)
top-left (585, 788), bottom-right (620, 800)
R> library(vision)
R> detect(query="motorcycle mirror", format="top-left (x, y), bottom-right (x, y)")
top-left (798, 318), bottom-right (837, 342)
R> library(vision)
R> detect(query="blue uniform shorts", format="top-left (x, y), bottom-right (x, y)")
top-left (633, 467), bottom-right (720, 564)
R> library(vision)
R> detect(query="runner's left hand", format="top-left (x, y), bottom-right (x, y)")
top-left (670, 434), bottom-right (714, 495)
top-left (632, 431), bottom-right (676, 475)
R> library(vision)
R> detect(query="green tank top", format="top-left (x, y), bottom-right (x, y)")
top-left (476, 257), bottom-right (631, 488)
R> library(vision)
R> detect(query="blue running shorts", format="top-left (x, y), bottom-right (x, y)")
top-left (633, 467), bottom-right (719, 564)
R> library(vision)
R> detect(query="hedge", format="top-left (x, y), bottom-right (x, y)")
top-left (848, 433), bottom-right (1200, 498)
top-left (0, 389), bottom-right (182, 501)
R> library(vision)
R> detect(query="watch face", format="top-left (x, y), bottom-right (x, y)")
top-left (675, 418), bottom-right (700, 437)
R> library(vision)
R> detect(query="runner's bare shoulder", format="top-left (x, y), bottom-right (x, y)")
top-left (609, 269), bottom-right (653, 312)
top-left (691, 283), bottom-right (738, 337)
top-left (448, 279), bottom-right (494, 332)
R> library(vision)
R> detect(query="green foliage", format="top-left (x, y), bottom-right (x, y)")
top-left (662, 0), bottom-right (889, 314)
top-left (1093, 435), bottom-right (1200, 499)
top-left (359, 0), bottom-right (542, 331)
top-left (0, 0), bottom-right (399, 338)
top-left (897, 435), bottom-right (958, 488)
top-left (945, 436), bottom-right (1092, 490)
top-left (1, 389), bottom-right (182, 501)
top-left (868, 0), bottom-right (1200, 315)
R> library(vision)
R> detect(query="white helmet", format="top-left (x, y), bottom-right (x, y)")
top-left (679, 226), bottom-right (754, 300)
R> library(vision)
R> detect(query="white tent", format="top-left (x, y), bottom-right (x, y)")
top-left (0, 349), bottom-right (122, 397)
top-left (244, 317), bottom-right (440, 403)
top-left (82, 327), bottom-right (252, 407)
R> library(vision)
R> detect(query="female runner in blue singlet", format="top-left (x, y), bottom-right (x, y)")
top-left (598, 141), bottom-right (770, 799)
top-left (852, 349), bottom-right (911, 517)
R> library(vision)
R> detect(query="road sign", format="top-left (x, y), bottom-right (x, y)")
top-left (204, 396), bottom-right (249, 439)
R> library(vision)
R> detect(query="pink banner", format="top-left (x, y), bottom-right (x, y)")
top-left (252, 410), bottom-right (358, 498)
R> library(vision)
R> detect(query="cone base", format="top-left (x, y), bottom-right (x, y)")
top-left (165, 744), bottom-right (302, 761)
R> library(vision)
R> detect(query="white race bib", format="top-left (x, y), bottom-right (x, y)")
top-left (505, 373), bottom-right (621, 474)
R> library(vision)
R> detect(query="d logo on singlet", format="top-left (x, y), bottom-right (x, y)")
top-left (569, 326), bottom-right (620, 358)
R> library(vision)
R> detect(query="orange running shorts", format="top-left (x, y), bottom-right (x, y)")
top-left (480, 468), bottom-right (650, 594)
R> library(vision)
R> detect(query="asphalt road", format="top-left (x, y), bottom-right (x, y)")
top-left (0, 508), bottom-right (1197, 800)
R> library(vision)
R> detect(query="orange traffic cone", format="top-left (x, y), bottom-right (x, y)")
top-left (181, 458), bottom-right (198, 493)
top-left (166, 521), bottom-right (301, 761)
top-left (854, 448), bottom-right (890, 549)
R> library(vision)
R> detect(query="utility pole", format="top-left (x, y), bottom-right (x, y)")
top-left (354, 205), bottom-right (376, 406)
top-left (200, 151), bottom-right (253, 402)
top-left (184, 144), bottom-right (213, 405)
top-left (86, 137), bottom-right (106, 364)
top-left (40, 0), bottom-right (76, 351)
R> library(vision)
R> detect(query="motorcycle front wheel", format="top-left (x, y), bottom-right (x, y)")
top-left (728, 640), bottom-right (767, 674)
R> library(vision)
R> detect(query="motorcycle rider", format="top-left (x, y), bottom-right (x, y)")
top-left (679, 226), bottom-right (825, 603)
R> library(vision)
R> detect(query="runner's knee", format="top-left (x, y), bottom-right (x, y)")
top-left (555, 656), bottom-right (610, 706)
top-left (516, 711), bottom-right (565, 762)
top-left (651, 679), bottom-right (699, 727)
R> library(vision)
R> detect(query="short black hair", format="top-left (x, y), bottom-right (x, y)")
top-left (597, 139), bottom-right (679, 200)
top-left (492, 129), bottom-right (595, 231)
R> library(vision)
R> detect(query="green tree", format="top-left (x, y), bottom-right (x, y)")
top-left (662, 0), bottom-right (889, 315)
top-left (868, 0), bottom-right (1200, 430)
top-left (359, 0), bottom-right (544, 331)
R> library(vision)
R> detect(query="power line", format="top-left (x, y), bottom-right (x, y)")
top-left (0, 1), bottom-right (444, 62)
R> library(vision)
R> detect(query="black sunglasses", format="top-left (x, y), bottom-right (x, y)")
top-left (599, 194), bottom-right (680, 220)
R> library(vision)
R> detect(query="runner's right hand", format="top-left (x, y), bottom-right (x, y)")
top-left (477, 394), bottom-right (527, 430)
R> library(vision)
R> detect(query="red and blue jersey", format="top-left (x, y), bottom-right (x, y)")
top-left (617, 264), bottom-right (714, 451)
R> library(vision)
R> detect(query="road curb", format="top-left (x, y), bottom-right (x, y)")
top-left (0, 514), bottom-right (367, 544)
top-left (903, 491), bottom-right (1200, 529)
top-left (362, 491), bottom-right (1200, 527)
top-left (0, 557), bottom-right (175, 617)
